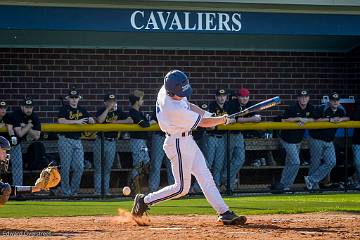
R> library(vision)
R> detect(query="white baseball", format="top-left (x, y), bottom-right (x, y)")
top-left (122, 186), bottom-right (131, 196)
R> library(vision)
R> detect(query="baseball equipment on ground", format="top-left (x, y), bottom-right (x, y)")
top-left (34, 165), bottom-right (61, 191)
top-left (164, 70), bottom-right (192, 98)
top-left (228, 96), bottom-right (281, 118)
top-left (122, 186), bottom-right (131, 196)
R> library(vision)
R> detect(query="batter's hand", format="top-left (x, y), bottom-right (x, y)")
top-left (87, 117), bottom-right (95, 124)
top-left (223, 114), bottom-right (235, 125)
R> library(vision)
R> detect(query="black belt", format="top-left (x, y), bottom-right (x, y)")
top-left (209, 134), bottom-right (224, 138)
top-left (63, 135), bottom-right (80, 140)
top-left (166, 131), bottom-right (192, 137)
top-left (104, 137), bottom-right (116, 141)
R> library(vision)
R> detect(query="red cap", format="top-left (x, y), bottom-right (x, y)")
top-left (238, 88), bottom-right (249, 97)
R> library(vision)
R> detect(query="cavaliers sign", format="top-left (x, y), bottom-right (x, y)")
top-left (0, 6), bottom-right (359, 36)
top-left (130, 10), bottom-right (242, 32)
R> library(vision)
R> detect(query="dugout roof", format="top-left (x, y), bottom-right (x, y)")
top-left (0, 0), bottom-right (360, 52)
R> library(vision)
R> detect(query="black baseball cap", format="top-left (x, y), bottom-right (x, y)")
top-left (21, 98), bottom-right (33, 106)
top-left (104, 93), bottom-right (116, 101)
top-left (329, 92), bottom-right (340, 101)
top-left (298, 90), bottom-right (309, 97)
top-left (216, 89), bottom-right (227, 96)
top-left (67, 88), bottom-right (81, 98)
top-left (200, 103), bottom-right (208, 110)
top-left (0, 100), bottom-right (7, 108)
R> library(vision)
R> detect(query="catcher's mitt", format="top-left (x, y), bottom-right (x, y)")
top-left (35, 165), bottom-right (61, 191)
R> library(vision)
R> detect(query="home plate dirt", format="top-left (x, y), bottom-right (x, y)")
top-left (0, 212), bottom-right (359, 239)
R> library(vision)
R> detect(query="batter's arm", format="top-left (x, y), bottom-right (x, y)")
top-left (189, 103), bottom-right (205, 117)
top-left (198, 116), bottom-right (227, 128)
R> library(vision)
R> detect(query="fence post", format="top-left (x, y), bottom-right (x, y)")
top-left (226, 130), bottom-right (231, 195)
top-left (344, 128), bottom-right (349, 192)
top-left (100, 132), bottom-right (105, 197)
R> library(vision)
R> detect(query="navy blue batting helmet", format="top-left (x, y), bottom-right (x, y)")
top-left (0, 136), bottom-right (10, 172)
top-left (164, 70), bottom-right (192, 98)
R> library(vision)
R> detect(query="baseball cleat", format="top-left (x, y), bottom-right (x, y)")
top-left (131, 194), bottom-right (150, 218)
top-left (304, 176), bottom-right (314, 190)
top-left (217, 211), bottom-right (247, 225)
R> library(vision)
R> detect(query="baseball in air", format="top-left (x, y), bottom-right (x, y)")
top-left (122, 186), bottom-right (131, 196)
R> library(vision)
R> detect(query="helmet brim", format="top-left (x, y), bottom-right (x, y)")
top-left (177, 86), bottom-right (193, 99)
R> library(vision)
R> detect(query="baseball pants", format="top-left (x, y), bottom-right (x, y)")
top-left (223, 133), bottom-right (245, 191)
top-left (129, 138), bottom-right (150, 179)
top-left (353, 144), bottom-right (360, 184)
top-left (93, 137), bottom-right (117, 195)
top-left (307, 137), bottom-right (336, 185)
top-left (58, 135), bottom-right (84, 196)
top-left (10, 144), bottom-right (23, 186)
top-left (279, 139), bottom-right (301, 188)
top-left (206, 135), bottom-right (226, 188)
top-left (144, 135), bottom-right (229, 215)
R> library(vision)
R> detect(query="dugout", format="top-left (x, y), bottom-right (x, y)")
top-left (0, 1), bottom-right (359, 115)
top-left (0, 1), bottom-right (360, 194)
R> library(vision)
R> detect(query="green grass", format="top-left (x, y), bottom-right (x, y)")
top-left (1, 193), bottom-right (360, 218)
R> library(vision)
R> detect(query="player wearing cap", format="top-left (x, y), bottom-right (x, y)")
top-left (131, 70), bottom-right (246, 225)
top-left (225, 88), bottom-right (261, 191)
top-left (128, 90), bottom-right (157, 194)
top-left (270, 90), bottom-right (315, 193)
top-left (10, 98), bottom-right (41, 185)
top-left (304, 92), bottom-right (349, 191)
top-left (58, 88), bottom-right (95, 196)
top-left (93, 93), bottom-right (133, 195)
top-left (206, 89), bottom-right (235, 189)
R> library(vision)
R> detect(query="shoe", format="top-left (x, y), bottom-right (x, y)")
top-left (131, 194), bottom-right (150, 217)
top-left (217, 211), bottom-right (247, 225)
top-left (269, 183), bottom-right (292, 194)
top-left (320, 182), bottom-right (344, 190)
top-left (304, 176), bottom-right (320, 191)
top-left (304, 176), bottom-right (313, 190)
top-left (251, 159), bottom-right (261, 167)
top-left (260, 158), bottom-right (267, 166)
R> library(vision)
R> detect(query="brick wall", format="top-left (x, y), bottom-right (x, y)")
top-left (0, 48), bottom-right (359, 123)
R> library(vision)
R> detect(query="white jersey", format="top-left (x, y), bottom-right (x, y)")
top-left (156, 86), bottom-right (202, 135)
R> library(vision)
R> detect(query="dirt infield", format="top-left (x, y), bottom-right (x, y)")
top-left (0, 212), bottom-right (359, 239)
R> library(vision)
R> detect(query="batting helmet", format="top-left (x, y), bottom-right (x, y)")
top-left (164, 70), bottom-right (192, 98)
top-left (0, 136), bottom-right (10, 172)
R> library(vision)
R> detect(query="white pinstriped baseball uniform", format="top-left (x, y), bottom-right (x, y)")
top-left (143, 86), bottom-right (229, 214)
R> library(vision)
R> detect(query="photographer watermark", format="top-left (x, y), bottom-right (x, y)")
top-left (1, 230), bottom-right (51, 237)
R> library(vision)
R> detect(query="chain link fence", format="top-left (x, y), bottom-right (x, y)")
top-left (3, 126), bottom-right (360, 199)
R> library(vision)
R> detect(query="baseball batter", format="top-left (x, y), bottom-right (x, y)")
top-left (131, 70), bottom-right (246, 225)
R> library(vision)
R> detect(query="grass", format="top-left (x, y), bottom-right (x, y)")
top-left (0, 193), bottom-right (360, 218)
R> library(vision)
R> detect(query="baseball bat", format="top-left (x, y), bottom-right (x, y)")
top-left (228, 96), bottom-right (281, 118)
